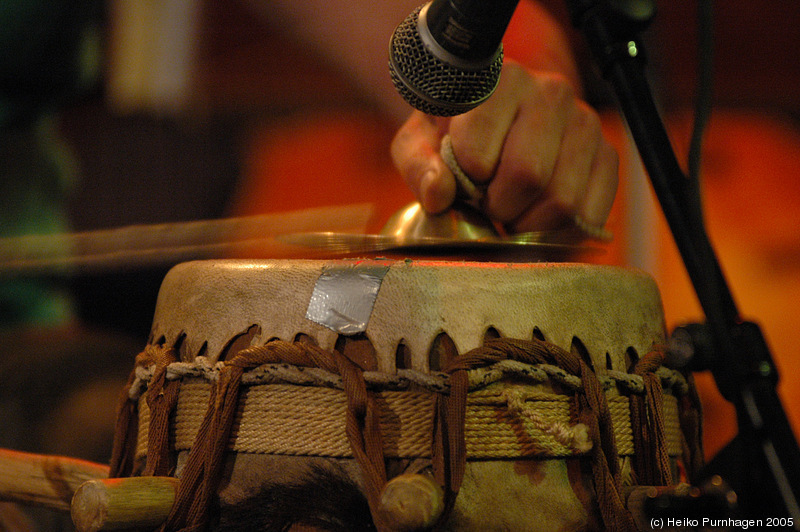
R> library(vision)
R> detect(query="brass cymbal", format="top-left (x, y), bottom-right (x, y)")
top-left (280, 202), bottom-right (606, 261)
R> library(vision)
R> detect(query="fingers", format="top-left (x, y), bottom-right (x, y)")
top-left (497, 97), bottom-right (618, 233)
top-left (442, 68), bottom-right (523, 185)
top-left (463, 65), bottom-right (576, 225)
top-left (508, 137), bottom-right (619, 233)
top-left (578, 140), bottom-right (619, 228)
top-left (390, 112), bottom-right (456, 214)
top-left (455, 63), bottom-right (617, 234)
top-left (391, 60), bottom-right (619, 235)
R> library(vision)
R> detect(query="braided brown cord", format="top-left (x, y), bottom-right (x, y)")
top-left (631, 350), bottom-right (673, 486)
top-left (143, 346), bottom-right (181, 477)
top-left (108, 365), bottom-right (137, 478)
top-left (109, 344), bottom-right (176, 478)
top-left (114, 337), bottom-right (692, 532)
top-left (162, 340), bottom-right (392, 532)
top-left (433, 337), bottom-right (637, 532)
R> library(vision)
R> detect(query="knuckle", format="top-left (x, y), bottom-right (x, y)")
top-left (501, 61), bottom-right (530, 87)
top-left (449, 135), bottom-right (496, 180)
top-left (549, 186), bottom-right (582, 217)
top-left (518, 158), bottom-right (551, 192)
top-left (390, 124), bottom-right (416, 164)
top-left (601, 139), bottom-right (619, 165)
top-left (598, 140), bottom-right (620, 181)
top-left (575, 105), bottom-right (603, 139)
top-left (536, 72), bottom-right (576, 107)
top-left (461, 153), bottom-right (496, 181)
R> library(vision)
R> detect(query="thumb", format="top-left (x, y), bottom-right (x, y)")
top-left (390, 112), bottom-right (456, 214)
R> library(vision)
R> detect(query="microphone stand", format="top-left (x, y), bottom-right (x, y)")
top-left (564, 0), bottom-right (800, 525)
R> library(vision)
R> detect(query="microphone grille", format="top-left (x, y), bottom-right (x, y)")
top-left (389, 5), bottom-right (503, 117)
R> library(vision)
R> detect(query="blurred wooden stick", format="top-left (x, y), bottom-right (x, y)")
top-left (0, 204), bottom-right (374, 277)
top-left (0, 448), bottom-right (109, 512)
top-left (71, 477), bottom-right (178, 532)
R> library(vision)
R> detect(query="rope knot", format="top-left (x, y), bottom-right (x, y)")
top-left (501, 387), bottom-right (594, 454)
top-left (502, 387), bottom-right (526, 415)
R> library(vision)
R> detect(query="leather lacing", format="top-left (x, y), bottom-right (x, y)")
top-left (110, 336), bottom-right (703, 532)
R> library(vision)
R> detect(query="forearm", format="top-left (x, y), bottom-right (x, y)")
top-left (504, 1), bottom-right (582, 93)
top-left (261, 1), bottom-right (583, 121)
top-left (254, 0), bottom-right (420, 122)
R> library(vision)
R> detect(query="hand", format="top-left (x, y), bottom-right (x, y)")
top-left (390, 59), bottom-right (618, 234)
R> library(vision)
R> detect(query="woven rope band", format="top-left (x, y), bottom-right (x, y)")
top-left (132, 359), bottom-right (684, 461)
top-left (110, 337), bottom-right (701, 532)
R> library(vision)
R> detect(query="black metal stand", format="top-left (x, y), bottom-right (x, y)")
top-left (564, 0), bottom-right (800, 525)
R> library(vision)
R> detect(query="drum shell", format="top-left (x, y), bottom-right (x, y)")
top-left (129, 259), bottom-right (680, 531)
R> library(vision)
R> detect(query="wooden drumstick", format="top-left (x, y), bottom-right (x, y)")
top-left (378, 473), bottom-right (444, 532)
top-left (71, 476), bottom-right (178, 532)
top-left (0, 448), bottom-right (109, 512)
top-left (0, 204), bottom-right (373, 276)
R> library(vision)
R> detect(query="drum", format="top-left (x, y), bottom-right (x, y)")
top-left (101, 258), bottom-right (701, 531)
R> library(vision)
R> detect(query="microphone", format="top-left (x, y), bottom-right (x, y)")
top-left (389, 0), bottom-right (520, 116)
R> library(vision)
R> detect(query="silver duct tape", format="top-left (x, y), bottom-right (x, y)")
top-left (305, 264), bottom-right (390, 335)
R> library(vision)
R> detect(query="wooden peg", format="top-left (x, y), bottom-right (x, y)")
top-left (378, 473), bottom-right (444, 531)
top-left (71, 476), bottom-right (179, 532)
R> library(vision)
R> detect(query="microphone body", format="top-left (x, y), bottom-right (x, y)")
top-left (389, 0), bottom-right (520, 116)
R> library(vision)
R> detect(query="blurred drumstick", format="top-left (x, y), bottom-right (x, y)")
top-left (0, 204), bottom-right (374, 277)
top-left (0, 448), bottom-right (109, 512)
